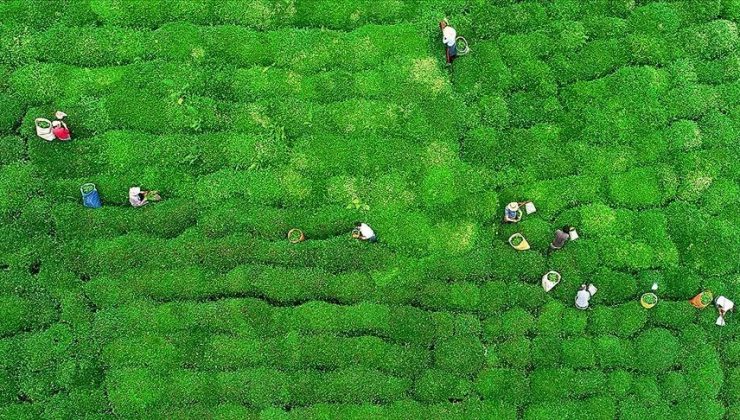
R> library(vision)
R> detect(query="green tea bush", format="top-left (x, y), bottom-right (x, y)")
top-left (529, 368), bottom-right (605, 401)
top-left (475, 368), bottom-right (530, 406)
top-left (650, 300), bottom-right (696, 330)
top-left (524, 397), bottom-right (616, 420)
top-left (413, 369), bottom-right (471, 402)
top-left (608, 166), bottom-right (677, 208)
top-left (594, 335), bottom-right (634, 369)
top-left (433, 336), bottom-right (484, 376)
top-left (561, 337), bottom-right (596, 368)
top-left (632, 328), bottom-right (680, 373)
top-left (470, 2), bottom-right (548, 39)
top-left (496, 338), bottom-right (531, 370)
top-left (0, 295), bottom-right (56, 337)
top-left (591, 269), bottom-right (637, 304)
top-left (684, 20), bottom-right (738, 60)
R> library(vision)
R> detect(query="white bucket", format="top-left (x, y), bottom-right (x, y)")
top-left (569, 229), bottom-right (579, 240)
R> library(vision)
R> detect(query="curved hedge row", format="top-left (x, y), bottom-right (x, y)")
top-left (92, 298), bottom-right (482, 346)
top-left (102, 332), bottom-right (430, 378)
top-left (7, 23), bottom-right (427, 71)
top-left (106, 367), bottom-right (411, 416)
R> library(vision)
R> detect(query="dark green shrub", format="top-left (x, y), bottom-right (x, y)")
top-left (613, 303), bottom-right (648, 338)
top-left (579, 203), bottom-right (631, 238)
top-left (726, 339), bottom-right (740, 365)
top-left (560, 309), bottom-right (587, 336)
top-left (500, 308), bottom-right (535, 338)
top-left (529, 368), bottom-right (605, 401)
top-left (673, 398), bottom-right (726, 419)
top-left (531, 336), bottom-right (562, 369)
top-left (592, 269), bottom-right (637, 304)
top-left (661, 372), bottom-right (688, 403)
top-left (524, 397), bottom-right (616, 420)
top-left (595, 335), bottom-right (633, 369)
top-left (479, 281), bottom-right (508, 316)
top-left (0, 162), bottom-right (40, 222)
top-left (414, 369), bottom-right (472, 402)
top-left (728, 368), bottom-right (740, 403)
top-left (607, 370), bottom-right (633, 399)
top-left (0, 136), bottom-right (24, 165)
top-left (547, 20), bottom-right (586, 52)
top-left (684, 346), bottom-right (724, 399)
top-left (476, 368), bottom-right (530, 406)
top-left (664, 84), bottom-right (719, 119)
top-left (478, 94), bottom-right (510, 128)
top-left (650, 301), bottom-right (696, 330)
top-left (497, 338), bottom-right (531, 370)
top-left (433, 336), bottom-right (484, 376)
top-left (667, 119), bottom-right (702, 151)
top-left (536, 301), bottom-right (565, 336)
top-left (561, 337), bottom-right (596, 368)
top-left (633, 328), bottom-right (680, 373)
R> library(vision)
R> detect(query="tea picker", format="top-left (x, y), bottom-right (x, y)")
top-left (504, 201), bottom-right (536, 223)
top-left (549, 225), bottom-right (577, 252)
top-left (35, 111), bottom-right (71, 141)
top-left (715, 296), bottom-right (734, 327)
top-left (575, 284), bottom-right (597, 310)
top-left (352, 222), bottom-right (377, 243)
top-left (439, 19), bottom-right (470, 65)
top-left (129, 186), bottom-right (161, 208)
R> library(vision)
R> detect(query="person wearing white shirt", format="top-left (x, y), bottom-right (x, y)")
top-left (716, 296), bottom-right (734, 326)
top-left (439, 19), bottom-right (458, 64)
top-left (129, 186), bottom-right (161, 208)
top-left (575, 284), bottom-right (597, 310)
top-left (353, 222), bottom-right (377, 243)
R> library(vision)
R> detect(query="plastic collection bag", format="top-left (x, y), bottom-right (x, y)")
top-left (81, 183), bottom-right (102, 209)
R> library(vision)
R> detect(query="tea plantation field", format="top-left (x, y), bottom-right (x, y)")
top-left (1, 0), bottom-right (739, 418)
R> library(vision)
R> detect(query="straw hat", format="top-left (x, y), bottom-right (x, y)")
top-left (507, 202), bottom-right (520, 212)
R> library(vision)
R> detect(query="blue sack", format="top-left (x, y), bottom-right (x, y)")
top-left (81, 183), bottom-right (102, 208)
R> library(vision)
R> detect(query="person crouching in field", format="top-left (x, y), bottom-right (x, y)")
top-left (129, 186), bottom-right (161, 208)
top-left (440, 19), bottom-right (457, 65)
top-left (576, 284), bottom-right (597, 310)
top-left (549, 225), bottom-right (574, 252)
top-left (352, 222), bottom-right (377, 243)
top-left (51, 120), bottom-right (71, 141)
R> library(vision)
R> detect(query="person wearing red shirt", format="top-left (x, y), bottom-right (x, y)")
top-left (51, 120), bottom-right (71, 141)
